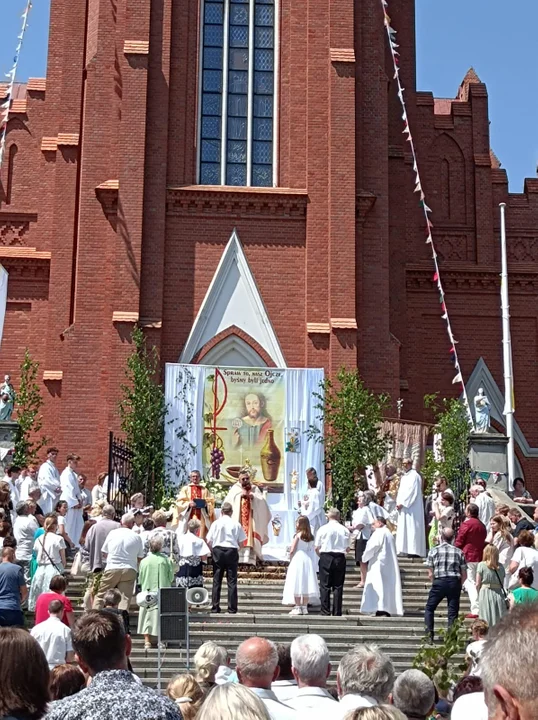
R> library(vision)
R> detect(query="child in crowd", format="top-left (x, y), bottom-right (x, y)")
top-left (465, 619), bottom-right (489, 677)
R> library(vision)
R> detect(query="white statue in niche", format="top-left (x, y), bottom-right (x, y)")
top-left (474, 387), bottom-right (491, 433)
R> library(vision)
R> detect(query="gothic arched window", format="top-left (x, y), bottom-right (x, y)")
top-left (198, 0), bottom-right (277, 187)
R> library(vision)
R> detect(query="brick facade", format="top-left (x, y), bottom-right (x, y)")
top-left (1, 0), bottom-right (538, 486)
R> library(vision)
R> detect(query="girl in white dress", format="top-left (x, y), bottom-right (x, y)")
top-left (29, 515), bottom-right (67, 610)
top-left (282, 516), bottom-right (320, 615)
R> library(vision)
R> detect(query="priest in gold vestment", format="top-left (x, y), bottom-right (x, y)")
top-left (224, 470), bottom-right (272, 565)
top-left (172, 470), bottom-right (216, 538)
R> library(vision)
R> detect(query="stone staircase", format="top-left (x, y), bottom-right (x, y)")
top-left (39, 556), bottom-right (470, 688)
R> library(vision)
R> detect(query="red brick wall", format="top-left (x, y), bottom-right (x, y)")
top-left (1, 0), bottom-right (538, 493)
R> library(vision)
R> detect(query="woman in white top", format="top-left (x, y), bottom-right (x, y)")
top-left (28, 515), bottom-right (66, 609)
top-left (91, 472), bottom-right (108, 506)
top-left (282, 516), bottom-right (320, 615)
top-left (55, 500), bottom-right (75, 550)
top-left (486, 514), bottom-right (514, 586)
top-left (352, 492), bottom-right (375, 588)
top-left (507, 530), bottom-right (538, 590)
top-left (175, 518), bottom-right (210, 589)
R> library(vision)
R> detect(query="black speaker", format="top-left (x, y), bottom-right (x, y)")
top-left (159, 587), bottom-right (188, 644)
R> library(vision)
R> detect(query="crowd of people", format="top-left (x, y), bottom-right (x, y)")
top-left (1, 604), bottom-right (537, 720)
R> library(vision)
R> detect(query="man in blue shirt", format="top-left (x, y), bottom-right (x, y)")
top-left (0, 546), bottom-right (27, 627)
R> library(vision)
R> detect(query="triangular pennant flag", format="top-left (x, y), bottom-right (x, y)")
top-left (423, 203), bottom-right (432, 213)
top-left (433, 272), bottom-right (439, 282)
top-left (427, 219), bottom-right (434, 229)
top-left (420, 190), bottom-right (425, 201)
top-left (439, 294), bottom-right (445, 304)
top-left (414, 182), bottom-right (421, 194)
top-left (441, 302), bottom-right (446, 312)
top-left (452, 372), bottom-right (462, 385)
top-left (426, 235), bottom-right (432, 244)
top-left (442, 312), bottom-right (448, 320)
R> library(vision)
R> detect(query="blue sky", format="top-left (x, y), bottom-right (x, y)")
top-left (2, 0), bottom-right (536, 190)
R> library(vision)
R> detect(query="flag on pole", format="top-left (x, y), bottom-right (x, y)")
top-left (0, 264), bottom-right (8, 348)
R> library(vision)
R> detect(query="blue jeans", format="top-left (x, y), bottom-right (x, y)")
top-left (424, 577), bottom-right (461, 638)
top-left (0, 608), bottom-right (24, 627)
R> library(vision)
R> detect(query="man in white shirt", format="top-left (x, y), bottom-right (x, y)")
top-left (92, 513), bottom-right (144, 611)
top-left (286, 634), bottom-right (336, 715)
top-left (334, 645), bottom-right (395, 719)
top-left (37, 447), bottom-right (62, 515)
top-left (206, 501), bottom-right (246, 614)
top-left (60, 453), bottom-right (83, 548)
top-left (236, 636), bottom-right (296, 720)
top-left (315, 508), bottom-right (350, 616)
top-left (31, 598), bottom-right (75, 669)
top-left (13, 500), bottom-right (39, 589)
top-left (470, 485), bottom-right (496, 528)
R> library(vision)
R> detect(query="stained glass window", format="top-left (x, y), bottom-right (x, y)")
top-left (198, 0), bottom-right (276, 187)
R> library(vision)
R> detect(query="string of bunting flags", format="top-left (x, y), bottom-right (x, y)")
top-left (0, 0), bottom-right (32, 171)
top-left (380, 0), bottom-right (475, 429)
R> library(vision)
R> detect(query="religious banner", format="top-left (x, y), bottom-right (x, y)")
top-left (165, 363), bottom-right (324, 500)
top-left (203, 367), bottom-right (286, 486)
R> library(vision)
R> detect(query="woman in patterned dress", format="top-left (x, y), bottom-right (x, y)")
top-left (176, 518), bottom-right (210, 589)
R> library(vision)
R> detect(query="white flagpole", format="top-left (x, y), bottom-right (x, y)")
top-left (500, 202), bottom-right (515, 489)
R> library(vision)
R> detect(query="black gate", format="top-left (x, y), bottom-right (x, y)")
top-left (107, 432), bottom-right (139, 513)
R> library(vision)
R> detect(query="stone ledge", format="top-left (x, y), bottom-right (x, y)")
top-left (330, 48), bottom-right (355, 63)
top-left (27, 78), bottom-right (46, 92)
top-left (57, 133), bottom-right (80, 146)
top-left (41, 137), bottom-right (58, 152)
top-left (124, 40), bottom-right (150, 55)
top-left (10, 99), bottom-right (27, 114)
top-left (43, 371), bottom-right (63, 381)
top-left (0, 247), bottom-right (50, 260)
top-left (307, 322), bottom-right (331, 334)
top-left (112, 311), bottom-right (139, 323)
top-left (331, 318), bottom-right (357, 330)
top-left (166, 186), bottom-right (308, 219)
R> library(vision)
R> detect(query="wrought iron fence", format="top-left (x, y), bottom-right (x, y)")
top-left (107, 432), bottom-right (151, 513)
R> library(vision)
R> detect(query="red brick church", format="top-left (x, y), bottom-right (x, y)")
top-left (1, 0), bottom-right (538, 481)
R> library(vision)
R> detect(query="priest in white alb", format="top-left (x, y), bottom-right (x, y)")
top-left (300, 475), bottom-right (326, 537)
top-left (37, 447), bottom-right (62, 515)
top-left (396, 456), bottom-right (426, 557)
top-left (224, 468), bottom-right (272, 564)
top-left (360, 517), bottom-right (403, 617)
top-left (60, 453), bottom-right (84, 548)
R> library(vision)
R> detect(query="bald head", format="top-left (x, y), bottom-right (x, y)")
top-left (236, 637), bottom-right (279, 689)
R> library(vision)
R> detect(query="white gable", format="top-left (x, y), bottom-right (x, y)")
top-left (180, 229), bottom-right (286, 367)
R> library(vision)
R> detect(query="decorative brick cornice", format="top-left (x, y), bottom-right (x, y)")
top-left (166, 186), bottom-right (308, 219)
top-left (331, 318), bottom-right (358, 330)
top-left (0, 252), bottom-right (51, 281)
top-left (330, 48), bottom-right (355, 63)
top-left (0, 213), bottom-right (38, 248)
top-left (27, 78), bottom-right (46, 92)
top-left (95, 180), bottom-right (119, 219)
top-left (307, 322), bottom-right (331, 334)
top-left (43, 371), bottom-right (63, 381)
top-left (124, 40), bottom-right (150, 55)
top-left (41, 137), bottom-right (58, 152)
top-left (406, 264), bottom-right (538, 294)
top-left (57, 133), bottom-right (80, 146)
top-left (112, 311), bottom-right (138, 323)
top-left (10, 99), bottom-right (27, 114)
top-left (474, 153), bottom-right (492, 167)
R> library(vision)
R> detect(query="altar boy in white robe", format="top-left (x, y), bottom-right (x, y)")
top-left (60, 454), bottom-right (83, 548)
top-left (360, 517), bottom-right (403, 617)
top-left (38, 447), bottom-right (62, 515)
top-left (396, 456), bottom-right (426, 558)
top-left (301, 476), bottom-right (326, 537)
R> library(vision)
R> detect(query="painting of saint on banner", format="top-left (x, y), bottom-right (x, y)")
top-left (203, 367), bottom-right (285, 486)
